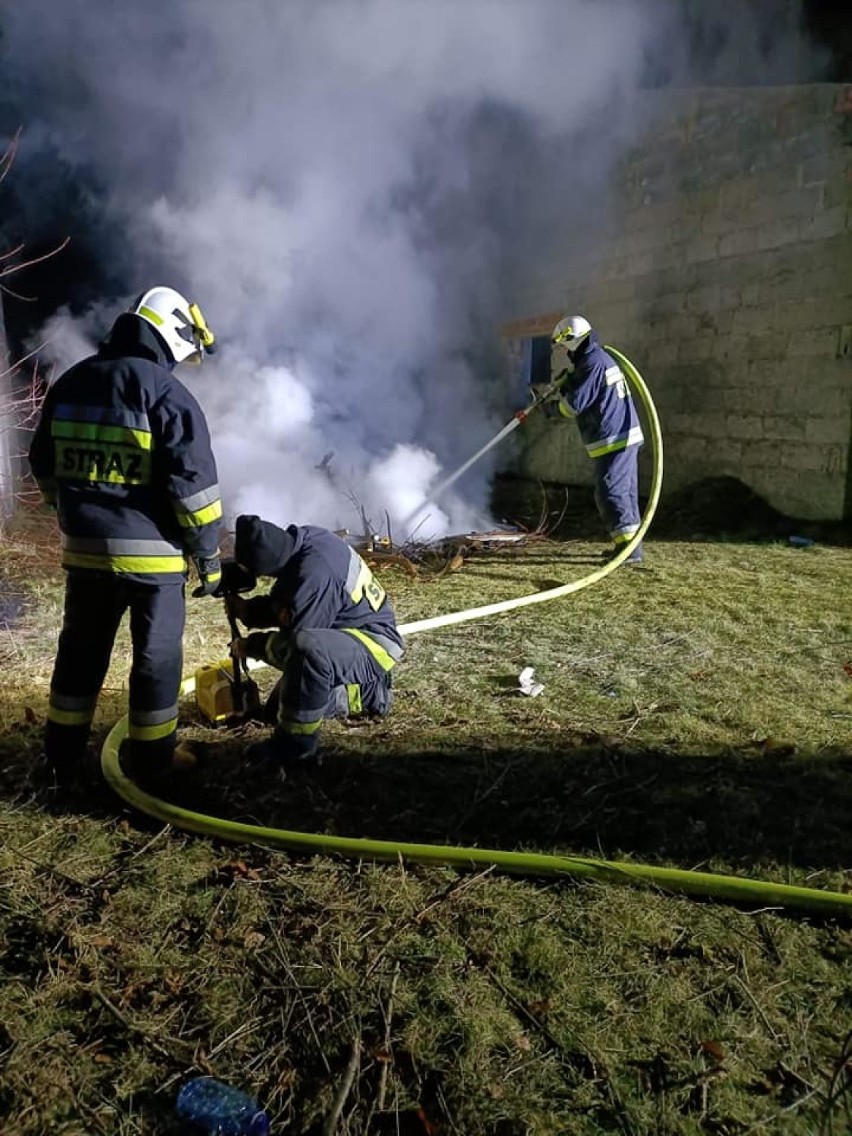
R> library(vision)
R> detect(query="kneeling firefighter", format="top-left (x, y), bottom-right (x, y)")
top-left (28, 287), bottom-right (223, 790)
top-left (226, 515), bottom-right (405, 769)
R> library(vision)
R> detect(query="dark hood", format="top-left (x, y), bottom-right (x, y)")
top-left (570, 329), bottom-right (600, 363)
top-left (235, 515), bottom-right (302, 577)
top-left (98, 312), bottom-right (174, 368)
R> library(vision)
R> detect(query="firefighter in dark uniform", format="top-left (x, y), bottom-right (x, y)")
top-left (28, 286), bottom-right (223, 789)
top-left (546, 315), bottom-right (645, 564)
top-left (227, 514), bottom-right (404, 769)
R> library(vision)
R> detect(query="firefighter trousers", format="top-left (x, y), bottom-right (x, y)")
top-left (265, 627), bottom-right (396, 759)
top-left (592, 445), bottom-right (642, 552)
top-left (45, 572), bottom-right (185, 776)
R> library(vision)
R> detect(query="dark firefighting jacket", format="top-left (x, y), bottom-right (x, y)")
top-left (28, 313), bottom-right (222, 585)
top-left (236, 516), bottom-right (405, 674)
top-left (557, 331), bottom-right (644, 458)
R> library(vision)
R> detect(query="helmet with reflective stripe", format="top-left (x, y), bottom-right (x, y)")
top-left (552, 314), bottom-right (592, 352)
top-left (131, 286), bottom-right (217, 365)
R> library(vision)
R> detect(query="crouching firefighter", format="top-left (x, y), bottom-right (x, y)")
top-left (28, 287), bottom-right (223, 791)
top-left (225, 515), bottom-right (405, 770)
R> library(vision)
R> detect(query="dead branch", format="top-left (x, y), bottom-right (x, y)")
top-left (377, 963), bottom-right (400, 1112)
top-left (364, 550), bottom-right (419, 579)
top-left (322, 1038), bottom-right (361, 1136)
top-left (1, 235), bottom-right (71, 275)
top-left (0, 128), bottom-right (20, 185)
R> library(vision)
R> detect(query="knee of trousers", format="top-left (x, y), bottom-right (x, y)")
top-left (287, 631), bottom-right (337, 689)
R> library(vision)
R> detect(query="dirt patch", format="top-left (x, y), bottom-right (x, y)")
top-left (492, 473), bottom-right (851, 545)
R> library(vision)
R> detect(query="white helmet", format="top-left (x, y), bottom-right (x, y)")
top-left (131, 286), bottom-right (216, 365)
top-left (552, 314), bottom-right (592, 352)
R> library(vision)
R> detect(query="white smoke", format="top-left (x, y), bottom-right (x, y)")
top-left (1, 0), bottom-right (818, 538)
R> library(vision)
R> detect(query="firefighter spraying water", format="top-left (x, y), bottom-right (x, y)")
top-left (403, 316), bottom-right (646, 567)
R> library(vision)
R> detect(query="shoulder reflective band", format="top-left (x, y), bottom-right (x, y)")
top-left (346, 549), bottom-right (387, 612)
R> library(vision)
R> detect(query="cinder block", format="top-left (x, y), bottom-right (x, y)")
top-left (749, 333), bottom-right (791, 360)
top-left (787, 328), bottom-right (846, 357)
top-left (726, 415), bottom-right (765, 439)
top-left (684, 236), bottom-right (721, 264)
top-left (719, 389), bottom-right (750, 412)
top-left (719, 170), bottom-right (782, 211)
top-left (677, 336), bottom-right (718, 363)
top-left (745, 439), bottom-right (789, 468)
top-left (668, 412), bottom-right (703, 435)
top-left (794, 295), bottom-right (852, 328)
top-left (647, 341), bottom-right (679, 366)
top-left (822, 176), bottom-right (852, 210)
top-left (758, 265), bottom-right (845, 305)
top-left (754, 218), bottom-right (805, 251)
top-left (761, 383), bottom-right (821, 416)
top-left (750, 468), bottom-right (844, 519)
top-left (761, 416), bottom-right (807, 441)
top-left (731, 307), bottom-right (775, 337)
top-left (805, 416), bottom-right (852, 445)
top-left (798, 206), bottom-right (847, 241)
top-left (710, 439), bottom-right (745, 468)
top-left (714, 335), bottom-right (751, 363)
top-left (718, 229), bottom-right (758, 257)
top-left (700, 413), bottom-right (730, 438)
top-left (799, 152), bottom-right (847, 185)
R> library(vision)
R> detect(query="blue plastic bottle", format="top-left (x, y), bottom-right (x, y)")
top-left (176, 1076), bottom-right (270, 1136)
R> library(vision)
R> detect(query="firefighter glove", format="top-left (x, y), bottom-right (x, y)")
top-left (244, 631), bottom-right (273, 661)
top-left (192, 555), bottom-right (222, 597)
top-left (215, 559), bottom-right (257, 597)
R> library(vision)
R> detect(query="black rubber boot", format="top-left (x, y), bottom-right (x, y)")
top-left (601, 545), bottom-right (644, 566)
top-left (244, 731), bottom-right (320, 779)
top-left (119, 741), bottom-right (174, 796)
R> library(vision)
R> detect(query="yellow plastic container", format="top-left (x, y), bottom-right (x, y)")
top-left (195, 659), bottom-right (238, 724)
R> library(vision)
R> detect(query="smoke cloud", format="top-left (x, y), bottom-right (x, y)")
top-left (0, 0), bottom-right (819, 538)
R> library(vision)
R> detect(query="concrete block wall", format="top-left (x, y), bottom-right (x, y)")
top-left (502, 85), bottom-right (852, 521)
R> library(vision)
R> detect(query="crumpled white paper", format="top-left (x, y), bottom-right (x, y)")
top-left (518, 666), bottom-right (545, 697)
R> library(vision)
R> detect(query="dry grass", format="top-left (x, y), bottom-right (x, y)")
top-left (0, 492), bottom-right (851, 1135)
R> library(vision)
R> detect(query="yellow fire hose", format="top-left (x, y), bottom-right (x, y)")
top-left (100, 351), bottom-right (852, 919)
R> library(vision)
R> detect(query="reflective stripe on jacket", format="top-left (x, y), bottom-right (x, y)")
top-left (28, 314), bottom-right (222, 584)
top-left (560, 332), bottom-right (644, 458)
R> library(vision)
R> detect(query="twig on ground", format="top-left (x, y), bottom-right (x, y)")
top-left (88, 823), bottom-right (173, 890)
top-left (322, 1038), bottom-right (361, 1136)
top-left (206, 1014), bottom-right (265, 1060)
top-left (734, 953), bottom-right (782, 1043)
top-left (377, 962), bottom-right (400, 1112)
top-left (363, 867), bottom-right (495, 979)
top-left (92, 984), bottom-right (189, 1060)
